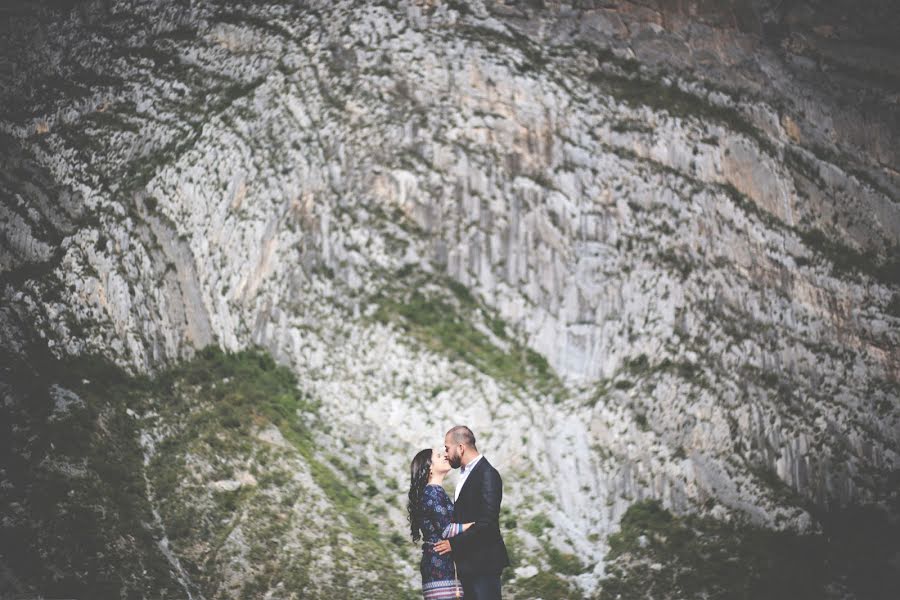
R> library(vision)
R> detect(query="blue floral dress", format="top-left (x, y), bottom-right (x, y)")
top-left (420, 484), bottom-right (464, 599)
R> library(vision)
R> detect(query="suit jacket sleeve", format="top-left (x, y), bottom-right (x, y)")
top-left (449, 466), bottom-right (502, 553)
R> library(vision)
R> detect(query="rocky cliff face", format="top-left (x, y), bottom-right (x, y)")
top-left (2, 1), bottom-right (898, 598)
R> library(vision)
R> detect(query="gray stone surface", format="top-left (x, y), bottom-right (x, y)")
top-left (1, 0), bottom-right (898, 597)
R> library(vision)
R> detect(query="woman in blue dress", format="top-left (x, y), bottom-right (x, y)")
top-left (408, 448), bottom-right (473, 599)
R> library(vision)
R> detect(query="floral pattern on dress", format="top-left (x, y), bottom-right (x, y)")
top-left (420, 484), bottom-right (457, 584)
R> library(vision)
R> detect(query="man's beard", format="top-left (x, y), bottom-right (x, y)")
top-left (448, 454), bottom-right (461, 469)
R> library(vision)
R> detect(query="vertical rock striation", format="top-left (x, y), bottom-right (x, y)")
top-left (1, 0), bottom-right (898, 597)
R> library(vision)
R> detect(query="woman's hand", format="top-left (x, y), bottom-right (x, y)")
top-left (434, 539), bottom-right (452, 555)
top-left (463, 522), bottom-right (474, 531)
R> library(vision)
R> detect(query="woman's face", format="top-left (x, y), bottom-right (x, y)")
top-left (431, 449), bottom-right (451, 476)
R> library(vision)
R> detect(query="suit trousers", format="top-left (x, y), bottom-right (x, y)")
top-left (461, 574), bottom-right (502, 600)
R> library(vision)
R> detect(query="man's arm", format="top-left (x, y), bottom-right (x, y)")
top-left (447, 467), bottom-right (502, 554)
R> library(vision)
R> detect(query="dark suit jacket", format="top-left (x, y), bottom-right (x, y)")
top-left (449, 456), bottom-right (510, 577)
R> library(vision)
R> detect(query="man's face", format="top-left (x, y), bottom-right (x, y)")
top-left (444, 434), bottom-right (463, 469)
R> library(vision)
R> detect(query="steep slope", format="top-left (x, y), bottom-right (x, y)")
top-left (1, 1), bottom-right (898, 598)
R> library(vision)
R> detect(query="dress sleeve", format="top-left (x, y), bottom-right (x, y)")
top-left (438, 488), bottom-right (464, 538)
top-left (422, 486), bottom-right (453, 538)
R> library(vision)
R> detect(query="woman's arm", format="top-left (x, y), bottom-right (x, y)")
top-left (441, 522), bottom-right (475, 538)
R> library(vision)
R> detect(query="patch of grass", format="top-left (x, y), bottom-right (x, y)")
top-left (748, 463), bottom-right (808, 508)
top-left (805, 139), bottom-right (899, 203)
top-left (656, 357), bottom-right (708, 388)
top-left (500, 530), bottom-right (524, 585)
top-left (798, 228), bottom-right (899, 286)
top-left (0, 352), bottom-right (188, 597)
top-left (657, 247), bottom-right (694, 280)
top-left (784, 146), bottom-right (828, 191)
top-left (722, 183), bottom-right (899, 287)
top-left (445, 0), bottom-right (474, 16)
top-left (624, 353), bottom-right (650, 374)
top-left (611, 119), bottom-right (654, 134)
top-left (1, 344), bottom-right (415, 599)
top-left (488, 315), bottom-right (509, 338)
top-left (525, 513), bottom-right (554, 537)
top-left (600, 499), bottom-right (900, 600)
top-left (588, 70), bottom-right (777, 157)
top-left (458, 24), bottom-right (548, 74)
top-left (546, 545), bottom-right (586, 576)
top-left (150, 347), bottom-right (412, 598)
top-left (634, 412), bottom-right (649, 431)
top-left (514, 571), bottom-right (579, 599)
top-left (82, 107), bottom-right (141, 134)
top-left (887, 293), bottom-right (900, 319)
top-left (371, 269), bottom-right (564, 399)
top-left (501, 505), bottom-right (518, 530)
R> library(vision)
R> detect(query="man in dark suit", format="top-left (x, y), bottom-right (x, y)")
top-left (434, 425), bottom-right (510, 600)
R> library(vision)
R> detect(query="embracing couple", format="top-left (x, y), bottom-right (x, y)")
top-left (407, 425), bottom-right (510, 600)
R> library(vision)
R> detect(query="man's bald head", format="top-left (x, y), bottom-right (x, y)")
top-left (446, 425), bottom-right (476, 449)
top-left (444, 425), bottom-right (477, 469)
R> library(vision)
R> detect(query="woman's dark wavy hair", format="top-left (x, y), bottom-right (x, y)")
top-left (407, 448), bottom-right (433, 543)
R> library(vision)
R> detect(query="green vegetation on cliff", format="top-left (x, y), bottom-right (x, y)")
top-left (0, 346), bottom-right (415, 599)
top-left (0, 351), bottom-right (184, 597)
top-left (372, 268), bottom-right (564, 400)
top-left (599, 499), bottom-right (900, 600)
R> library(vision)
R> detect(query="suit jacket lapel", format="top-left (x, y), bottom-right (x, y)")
top-left (457, 457), bottom-right (488, 507)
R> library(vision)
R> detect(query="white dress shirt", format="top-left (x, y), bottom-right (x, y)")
top-left (454, 454), bottom-right (483, 501)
